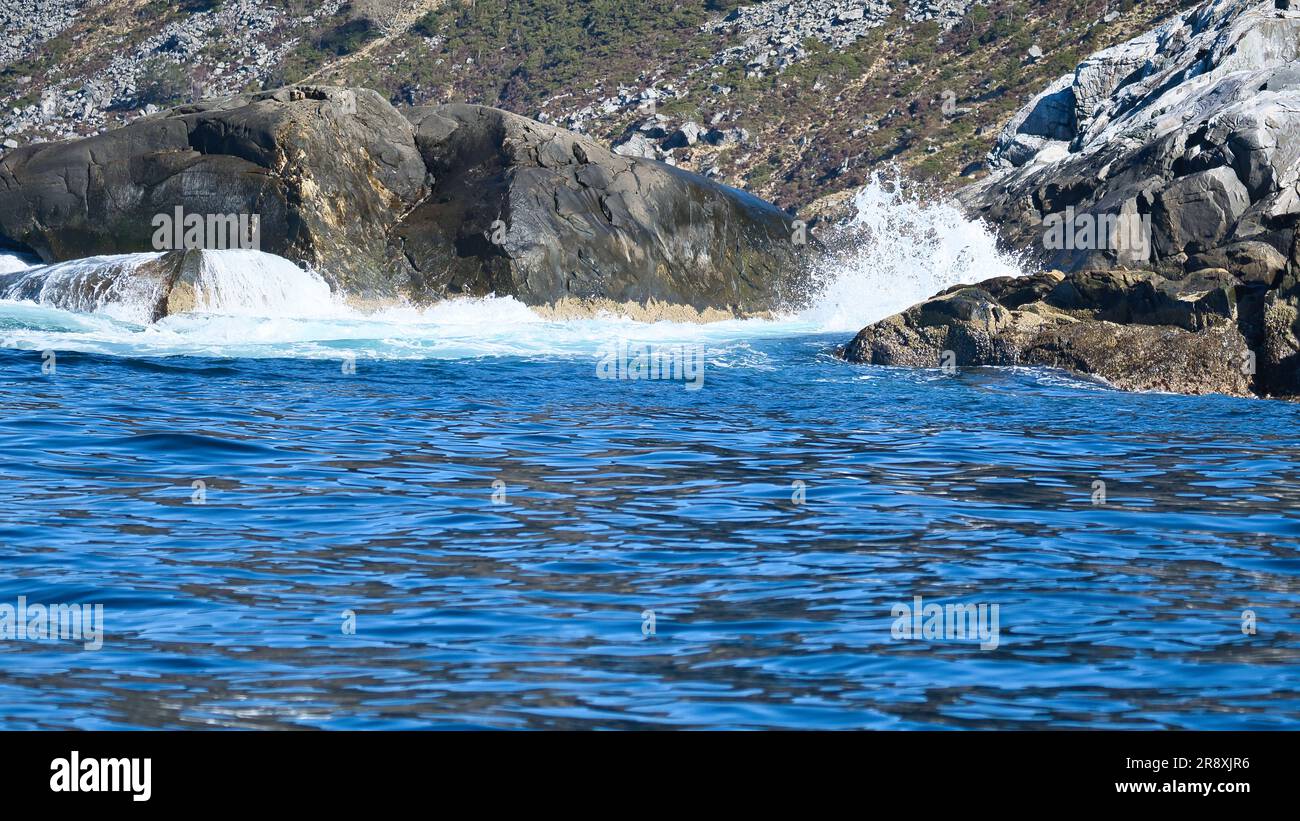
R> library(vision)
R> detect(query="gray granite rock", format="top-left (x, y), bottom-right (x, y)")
top-left (964, 0), bottom-right (1300, 276)
top-left (850, 1), bottom-right (1300, 398)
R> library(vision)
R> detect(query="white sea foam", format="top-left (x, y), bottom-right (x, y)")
top-left (0, 176), bottom-right (1021, 359)
top-left (0, 253), bottom-right (169, 323)
top-left (799, 171), bottom-right (1025, 333)
top-left (0, 251), bottom-right (41, 274)
top-left (188, 249), bottom-right (336, 317)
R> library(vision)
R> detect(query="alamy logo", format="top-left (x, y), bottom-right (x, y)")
top-left (596, 339), bottom-right (705, 391)
top-left (1042, 207), bottom-right (1151, 262)
top-left (50, 751), bottom-right (151, 802)
top-left (891, 595), bottom-right (1000, 650)
top-left (151, 206), bottom-right (260, 251)
top-left (0, 596), bottom-right (102, 650)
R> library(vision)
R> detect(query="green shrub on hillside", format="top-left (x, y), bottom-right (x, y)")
top-left (135, 57), bottom-right (191, 107)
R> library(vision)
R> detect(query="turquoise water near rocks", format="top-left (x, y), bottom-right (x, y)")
top-left (1, 308), bottom-right (1298, 729)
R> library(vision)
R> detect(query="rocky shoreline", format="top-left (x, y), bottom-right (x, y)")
top-left (4, 0), bottom-right (1299, 400)
top-left (845, 0), bottom-right (1300, 400)
top-left (840, 267), bottom-right (1260, 397)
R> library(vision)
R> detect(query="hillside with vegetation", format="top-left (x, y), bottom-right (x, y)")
top-left (1, 0), bottom-right (1202, 218)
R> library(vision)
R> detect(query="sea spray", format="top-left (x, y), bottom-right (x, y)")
top-left (800, 171), bottom-right (1026, 333)
top-left (0, 249), bottom-right (340, 324)
top-left (0, 253), bottom-right (171, 324)
top-left (0, 251), bottom-right (39, 274)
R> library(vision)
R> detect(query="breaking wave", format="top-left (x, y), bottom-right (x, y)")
top-left (0, 250), bottom-right (40, 274)
top-left (801, 172), bottom-right (1025, 333)
top-left (0, 176), bottom-right (1020, 359)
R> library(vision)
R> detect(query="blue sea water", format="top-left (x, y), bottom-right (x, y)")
top-left (2, 179), bottom-right (1298, 730)
top-left (1, 300), bottom-right (1298, 729)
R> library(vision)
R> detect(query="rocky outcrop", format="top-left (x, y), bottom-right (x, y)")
top-left (0, 0), bottom-right (85, 67)
top-left (0, 85), bottom-right (811, 315)
top-left (703, 0), bottom-right (889, 77)
top-left (0, 0), bottom-right (321, 143)
top-left (841, 267), bottom-right (1260, 397)
top-left (398, 104), bottom-right (808, 311)
top-left (966, 0), bottom-right (1300, 276)
top-left (905, 1), bottom-right (983, 27)
top-left (610, 115), bottom-right (753, 170)
top-left (845, 0), bottom-right (1300, 399)
top-left (0, 86), bottom-right (426, 296)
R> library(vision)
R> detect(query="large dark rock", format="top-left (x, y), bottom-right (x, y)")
top-left (1152, 167), bottom-right (1252, 258)
top-left (0, 87), bottom-right (427, 296)
top-left (395, 104), bottom-right (808, 313)
top-left (1187, 240), bottom-right (1289, 286)
top-left (0, 86), bottom-right (811, 315)
top-left (1261, 271), bottom-right (1300, 396)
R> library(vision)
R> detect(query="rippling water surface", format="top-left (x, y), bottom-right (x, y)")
top-left (2, 327), bottom-right (1298, 729)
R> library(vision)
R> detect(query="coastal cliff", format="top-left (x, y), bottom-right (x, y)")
top-left (846, 0), bottom-right (1300, 398)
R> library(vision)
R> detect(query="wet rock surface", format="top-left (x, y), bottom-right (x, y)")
top-left (841, 267), bottom-right (1266, 397)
